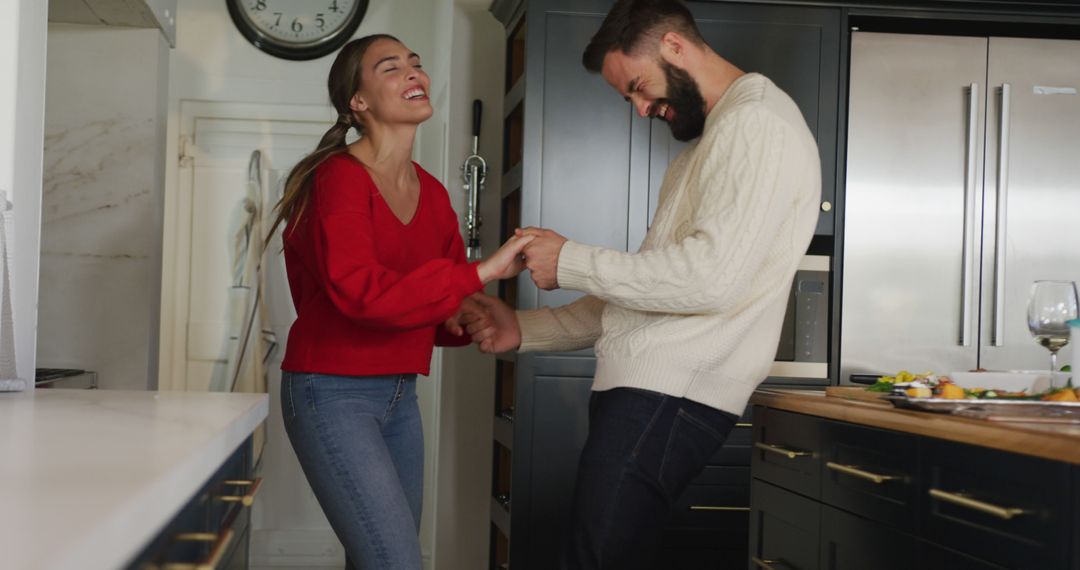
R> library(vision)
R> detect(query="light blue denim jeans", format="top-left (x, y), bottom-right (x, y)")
top-left (281, 372), bottom-right (424, 570)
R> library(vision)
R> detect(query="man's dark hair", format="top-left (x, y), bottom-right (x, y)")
top-left (582, 0), bottom-right (705, 73)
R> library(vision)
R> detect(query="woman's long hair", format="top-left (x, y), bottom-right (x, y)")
top-left (265, 34), bottom-right (400, 247)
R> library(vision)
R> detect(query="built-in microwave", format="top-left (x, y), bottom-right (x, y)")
top-left (768, 255), bottom-right (830, 383)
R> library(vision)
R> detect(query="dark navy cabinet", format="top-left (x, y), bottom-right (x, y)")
top-left (653, 2), bottom-right (842, 235)
top-left (125, 437), bottom-right (257, 570)
top-left (489, 0), bottom-right (844, 566)
top-left (487, 0), bottom-right (1080, 568)
top-left (751, 405), bottom-right (1080, 570)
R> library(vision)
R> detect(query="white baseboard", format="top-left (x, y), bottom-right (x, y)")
top-left (251, 529), bottom-right (433, 569)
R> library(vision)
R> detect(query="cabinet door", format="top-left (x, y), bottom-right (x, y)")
top-left (521, 0), bottom-right (648, 312)
top-left (749, 479), bottom-right (820, 570)
top-left (647, 2), bottom-right (841, 235)
top-left (820, 506), bottom-right (918, 570)
top-left (519, 374), bottom-right (593, 570)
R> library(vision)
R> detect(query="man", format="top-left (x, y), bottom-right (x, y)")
top-left (463, 0), bottom-right (820, 567)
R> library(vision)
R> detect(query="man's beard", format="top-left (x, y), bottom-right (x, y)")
top-left (659, 61), bottom-right (707, 142)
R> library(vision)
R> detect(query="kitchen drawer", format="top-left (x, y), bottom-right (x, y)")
top-left (661, 527), bottom-right (748, 567)
top-left (206, 437), bottom-right (255, 532)
top-left (921, 439), bottom-right (1071, 568)
top-left (821, 420), bottom-right (918, 529)
top-left (749, 479), bottom-right (820, 570)
top-left (670, 483), bottom-right (750, 529)
top-left (125, 437), bottom-right (256, 569)
top-left (694, 465), bottom-right (750, 487)
top-left (820, 505), bottom-right (918, 570)
top-left (920, 542), bottom-right (1006, 570)
top-left (660, 545), bottom-right (745, 569)
top-left (710, 424), bottom-right (753, 465)
top-left (752, 407), bottom-right (822, 499)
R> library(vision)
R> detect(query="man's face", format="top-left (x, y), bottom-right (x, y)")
top-left (601, 48), bottom-right (707, 142)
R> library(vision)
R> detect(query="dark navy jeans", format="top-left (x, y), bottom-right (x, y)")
top-left (281, 372), bottom-right (424, 570)
top-left (563, 387), bottom-right (738, 570)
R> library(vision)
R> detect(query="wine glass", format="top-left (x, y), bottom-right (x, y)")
top-left (1027, 280), bottom-right (1079, 375)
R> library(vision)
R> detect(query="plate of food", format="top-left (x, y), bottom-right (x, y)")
top-left (866, 369), bottom-right (1080, 414)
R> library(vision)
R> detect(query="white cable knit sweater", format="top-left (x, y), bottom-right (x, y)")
top-left (516, 73), bottom-right (820, 416)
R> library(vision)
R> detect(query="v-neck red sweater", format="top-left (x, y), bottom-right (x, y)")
top-left (280, 153), bottom-right (482, 377)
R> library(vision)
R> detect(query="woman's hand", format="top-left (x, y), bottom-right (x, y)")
top-left (476, 233), bottom-right (534, 284)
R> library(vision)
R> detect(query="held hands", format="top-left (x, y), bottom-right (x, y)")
top-left (458, 293), bottom-right (521, 353)
top-left (476, 233), bottom-right (534, 284)
top-left (443, 293), bottom-right (485, 337)
top-left (445, 227), bottom-right (565, 352)
top-left (474, 227), bottom-right (568, 290)
top-left (515, 227), bottom-right (567, 291)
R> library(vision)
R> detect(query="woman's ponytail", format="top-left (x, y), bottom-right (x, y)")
top-left (264, 34), bottom-right (398, 248)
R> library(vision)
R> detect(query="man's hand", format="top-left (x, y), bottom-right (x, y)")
top-left (516, 227), bottom-right (568, 291)
top-left (460, 293), bottom-right (521, 353)
top-left (443, 293), bottom-right (487, 337)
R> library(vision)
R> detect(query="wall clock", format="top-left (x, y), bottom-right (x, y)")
top-left (226, 0), bottom-right (369, 61)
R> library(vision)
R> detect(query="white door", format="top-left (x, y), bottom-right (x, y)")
top-left (170, 101), bottom-right (330, 390)
top-left (165, 100), bottom-right (353, 564)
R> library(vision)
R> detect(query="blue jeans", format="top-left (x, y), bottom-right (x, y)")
top-left (563, 387), bottom-right (738, 570)
top-left (281, 372), bottom-right (424, 570)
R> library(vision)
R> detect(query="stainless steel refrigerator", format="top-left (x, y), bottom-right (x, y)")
top-left (841, 31), bottom-right (1080, 382)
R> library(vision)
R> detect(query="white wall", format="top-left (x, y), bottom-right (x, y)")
top-left (0, 0), bottom-right (48, 385)
top-left (430, 1), bottom-right (508, 568)
top-left (38, 24), bottom-right (169, 391)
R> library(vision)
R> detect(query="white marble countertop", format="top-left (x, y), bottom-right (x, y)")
top-left (0, 389), bottom-right (269, 570)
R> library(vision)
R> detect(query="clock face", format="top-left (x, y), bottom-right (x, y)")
top-left (227, 0), bottom-right (369, 61)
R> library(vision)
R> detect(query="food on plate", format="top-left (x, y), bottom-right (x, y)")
top-left (1042, 387), bottom-right (1079, 402)
top-left (938, 383), bottom-right (965, 400)
top-left (866, 369), bottom-right (1077, 401)
top-left (866, 370), bottom-right (935, 393)
top-left (905, 386), bottom-right (932, 398)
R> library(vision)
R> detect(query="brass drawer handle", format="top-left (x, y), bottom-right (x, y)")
top-left (754, 442), bottom-right (812, 459)
top-left (929, 488), bottom-right (1028, 520)
top-left (688, 505), bottom-right (750, 511)
top-left (736, 422), bottom-right (753, 428)
top-left (751, 557), bottom-right (789, 570)
top-left (219, 477), bottom-right (263, 507)
top-left (162, 528), bottom-right (235, 570)
top-left (826, 461), bottom-right (900, 484)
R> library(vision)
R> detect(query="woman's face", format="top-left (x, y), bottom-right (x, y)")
top-left (352, 38), bottom-right (433, 129)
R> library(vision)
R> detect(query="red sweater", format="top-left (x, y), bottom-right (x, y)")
top-left (280, 153), bottom-right (482, 376)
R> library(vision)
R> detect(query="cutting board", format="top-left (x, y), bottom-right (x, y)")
top-left (825, 386), bottom-right (892, 406)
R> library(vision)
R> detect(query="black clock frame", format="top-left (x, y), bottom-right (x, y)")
top-left (226, 0), bottom-right (370, 61)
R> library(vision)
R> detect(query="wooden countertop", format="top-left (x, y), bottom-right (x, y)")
top-left (751, 388), bottom-right (1080, 465)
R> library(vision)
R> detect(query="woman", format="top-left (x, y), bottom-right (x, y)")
top-left (267, 35), bottom-right (530, 569)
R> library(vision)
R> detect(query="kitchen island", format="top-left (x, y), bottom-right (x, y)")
top-left (0, 389), bottom-right (268, 570)
top-left (748, 388), bottom-right (1080, 569)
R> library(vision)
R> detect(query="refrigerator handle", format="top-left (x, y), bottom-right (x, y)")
top-left (993, 84), bottom-right (1012, 347)
top-left (961, 83), bottom-right (978, 347)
